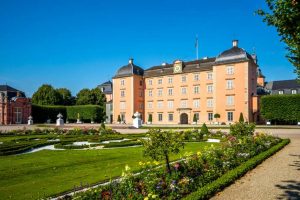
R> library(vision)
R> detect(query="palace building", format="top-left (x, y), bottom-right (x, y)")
top-left (112, 40), bottom-right (263, 124)
top-left (0, 85), bottom-right (31, 125)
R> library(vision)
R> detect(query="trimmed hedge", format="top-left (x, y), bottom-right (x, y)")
top-left (32, 104), bottom-right (105, 123)
top-left (183, 139), bottom-right (290, 200)
top-left (32, 104), bottom-right (67, 123)
top-left (261, 94), bottom-right (300, 123)
top-left (66, 105), bottom-right (104, 123)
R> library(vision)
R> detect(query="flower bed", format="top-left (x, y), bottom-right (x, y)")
top-left (71, 128), bottom-right (284, 200)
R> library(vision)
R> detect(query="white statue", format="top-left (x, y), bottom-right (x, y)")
top-left (133, 111), bottom-right (142, 128)
top-left (28, 116), bottom-right (33, 125)
top-left (56, 113), bottom-right (64, 126)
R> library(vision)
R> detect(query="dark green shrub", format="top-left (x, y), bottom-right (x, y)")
top-left (261, 94), bottom-right (300, 124)
top-left (32, 104), bottom-right (67, 123)
top-left (148, 114), bottom-right (152, 123)
top-left (193, 114), bottom-right (197, 123)
top-left (200, 123), bottom-right (209, 135)
top-left (239, 113), bottom-right (244, 122)
top-left (229, 122), bottom-right (255, 137)
top-left (117, 115), bottom-right (121, 123)
top-left (66, 105), bottom-right (104, 123)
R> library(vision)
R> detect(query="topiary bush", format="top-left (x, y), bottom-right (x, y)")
top-left (200, 123), bottom-right (209, 136)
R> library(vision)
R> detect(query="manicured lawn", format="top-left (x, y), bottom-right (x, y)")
top-left (0, 142), bottom-right (212, 200)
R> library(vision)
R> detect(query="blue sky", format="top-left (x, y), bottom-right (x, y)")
top-left (0, 0), bottom-right (296, 97)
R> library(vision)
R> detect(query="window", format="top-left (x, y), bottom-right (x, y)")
top-left (148, 79), bottom-right (153, 85)
top-left (168, 88), bottom-right (173, 96)
top-left (194, 113), bottom-right (199, 121)
top-left (121, 90), bottom-right (125, 97)
top-left (208, 112), bottom-right (213, 121)
top-left (158, 79), bottom-right (163, 84)
top-left (181, 87), bottom-right (187, 95)
top-left (158, 89), bottom-right (163, 96)
top-left (226, 66), bottom-right (234, 75)
top-left (207, 99), bottom-right (213, 108)
top-left (194, 86), bottom-right (200, 94)
top-left (158, 113), bottom-right (163, 121)
top-left (279, 90), bottom-right (284, 94)
top-left (180, 100), bottom-right (188, 108)
top-left (120, 79), bottom-right (125, 86)
top-left (147, 102), bottom-right (153, 109)
top-left (207, 72), bottom-right (213, 80)
top-left (120, 102), bottom-right (126, 109)
top-left (168, 77), bottom-right (173, 84)
top-left (207, 85), bottom-right (213, 93)
top-left (148, 90), bottom-right (153, 97)
top-left (167, 100), bottom-right (174, 109)
top-left (157, 101), bottom-right (163, 109)
top-left (292, 89), bottom-right (297, 94)
top-left (181, 76), bottom-right (187, 83)
top-left (226, 96), bottom-right (234, 106)
top-left (194, 74), bottom-right (199, 81)
top-left (139, 103), bottom-right (143, 109)
top-left (226, 80), bottom-right (234, 89)
top-left (139, 80), bottom-right (143, 86)
top-left (168, 113), bottom-right (174, 121)
top-left (193, 99), bottom-right (200, 108)
top-left (227, 112), bottom-right (233, 121)
top-left (139, 91), bottom-right (143, 97)
top-left (14, 107), bottom-right (22, 124)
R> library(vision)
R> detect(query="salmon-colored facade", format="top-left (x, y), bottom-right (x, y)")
top-left (113, 41), bottom-right (263, 124)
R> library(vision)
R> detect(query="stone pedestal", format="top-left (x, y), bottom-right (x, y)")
top-left (27, 116), bottom-right (33, 125)
top-left (266, 121), bottom-right (271, 125)
top-left (56, 113), bottom-right (64, 126)
top-left (298, 122), bottom-right (300, 126)
top-left (133, 111), bottom-right (142, 128)
top-left (76, 119), bottom-right (82, 124)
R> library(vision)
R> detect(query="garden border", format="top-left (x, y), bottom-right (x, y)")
top-left (183, 139), bottom-right (290, 200)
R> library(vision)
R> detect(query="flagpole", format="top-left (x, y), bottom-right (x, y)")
top-left (195, 35), bottom-right (199, 60)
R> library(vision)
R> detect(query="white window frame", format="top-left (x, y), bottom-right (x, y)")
top-left (207, 72), bottom-right (213, 80)
top-left (158, 113), bottom-right (163, 122)
top-left (148, 90), bottom-right (153, 97)
top-left (121, 90), bottom-right (125, 97)
top-left (148, 79), bottom-right (153, 85)
top-left (194, 74), bottom-right (199, 81)
top-left (157, 89), bottom-right (163, 96)
top-left (168, 88), bottom-right (173, 96)
top-left (207, 99), bottom-right (213, 108)
top-left (181, 87), bottom-right (187, 95)
top-left (278, 90), bottom-right (284, 95)
top-left (147, 102), bottom-right (153, 109)
top-left (158, 79), bottom-right (163, 85)
top-left (208, 112), bottom-right (213, 121)
top-left (226, 96), bottom-right (234, 106)
top-left (168, 113), bottom-right (174, 121)
top-left (226, 80), bottom-right (234, 90)
top-left (167, 100), bottom-right (174, 109)
top-left (168, 77), bottom-right (173, 84)
top-left (180, 100), bottom-right (188, 108)
top-left (207, 85), bottom-right (213, 93)
top-left (120, 79), bottom-right (125, 86)
top-left (194, 86), bottom-right (200, 94)
top-left (227, 112), bottom-right (233, 121)
top-left (193, 99), bottom-right (200, 108)
top-left (181, 76), bottom-right (187, 83)
top-left (120, 102), bottom-right (126, 110)
top-left (157, 101), bottom-right (163, 109)
top-left (292, 89), bottom-right (297, 94)
top-left (226, 66), bottom-right (234, 75)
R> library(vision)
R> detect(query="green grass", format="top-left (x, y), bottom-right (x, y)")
top-left (0, 142), bottom-right (211, 200)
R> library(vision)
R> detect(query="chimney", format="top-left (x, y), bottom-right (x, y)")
top-left (232, 40), bottom-right (238, 47)
top-left (129, 58), bottom-right (133, 64)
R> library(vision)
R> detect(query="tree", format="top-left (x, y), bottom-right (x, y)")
top-left (76, 89), bottom-right (93, 105)
top-left (56, 88), bottom-right (74, 105)
top-left (32, 84), bottom-right (62, 105)
top-left (193, 114), bottom-right (198, 123)
top-left (148, 114), bottom-right (152, 123)
top-left (117, 115), bottom-right (121, 123)
top-left (76, 88), bottom-right (106, 106)
top-left (239, 112), bottom-right (245, 123)
top-left (214, 113), bottom-right (220, 124)
top-left (200, 123), bottom-right (209, 136)
top-left (257, 0), bottom-right (300, 79)
top-left (142, 129), bottom-right (184, 174)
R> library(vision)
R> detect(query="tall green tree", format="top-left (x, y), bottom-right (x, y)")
top-left (76, 88), bottom-right (106, 106)
top-left (257, 0), bottom-right (300, 79)
top-left (76, 89), bottom-right (93, 105)
top-left (56, 88), bottom-right (74, 105)
top-left (32, 84), bottom-right (62, 105)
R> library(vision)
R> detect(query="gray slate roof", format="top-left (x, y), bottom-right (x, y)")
top-left (0, 85), bottom-right (26, 99)
top-left (265, 79), bottom-right (300, 90)
top-left (215, 46), bottom-right (254, 65)
top-left (114, 63), bottom-right (144, 78)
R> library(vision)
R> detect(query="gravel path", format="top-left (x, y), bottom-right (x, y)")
top-left (211, 130), bottom-right (300, 200)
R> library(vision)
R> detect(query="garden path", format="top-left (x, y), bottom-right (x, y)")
top-left (211, 129), bottom-right (300, 200)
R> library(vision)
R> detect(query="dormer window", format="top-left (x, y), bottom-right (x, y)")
top-left (292, 89), bottom-right (297, 94)
top-left (278, 90), bottom-right (284, 95)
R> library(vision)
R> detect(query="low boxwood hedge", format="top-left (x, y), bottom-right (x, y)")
top-left (183, 139), bottom-right (290, 200)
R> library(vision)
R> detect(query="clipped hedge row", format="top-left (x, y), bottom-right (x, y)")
top-left (261, 94), bottom-right (300, 123)
top-left (183, 139), bottom-right (290, 200)
top-left (67, 105), bottom-right (104, 123)
top-left (32, 104), bottom-right (105, 123)
top-left (32, 104), bottom-right (67, 123)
